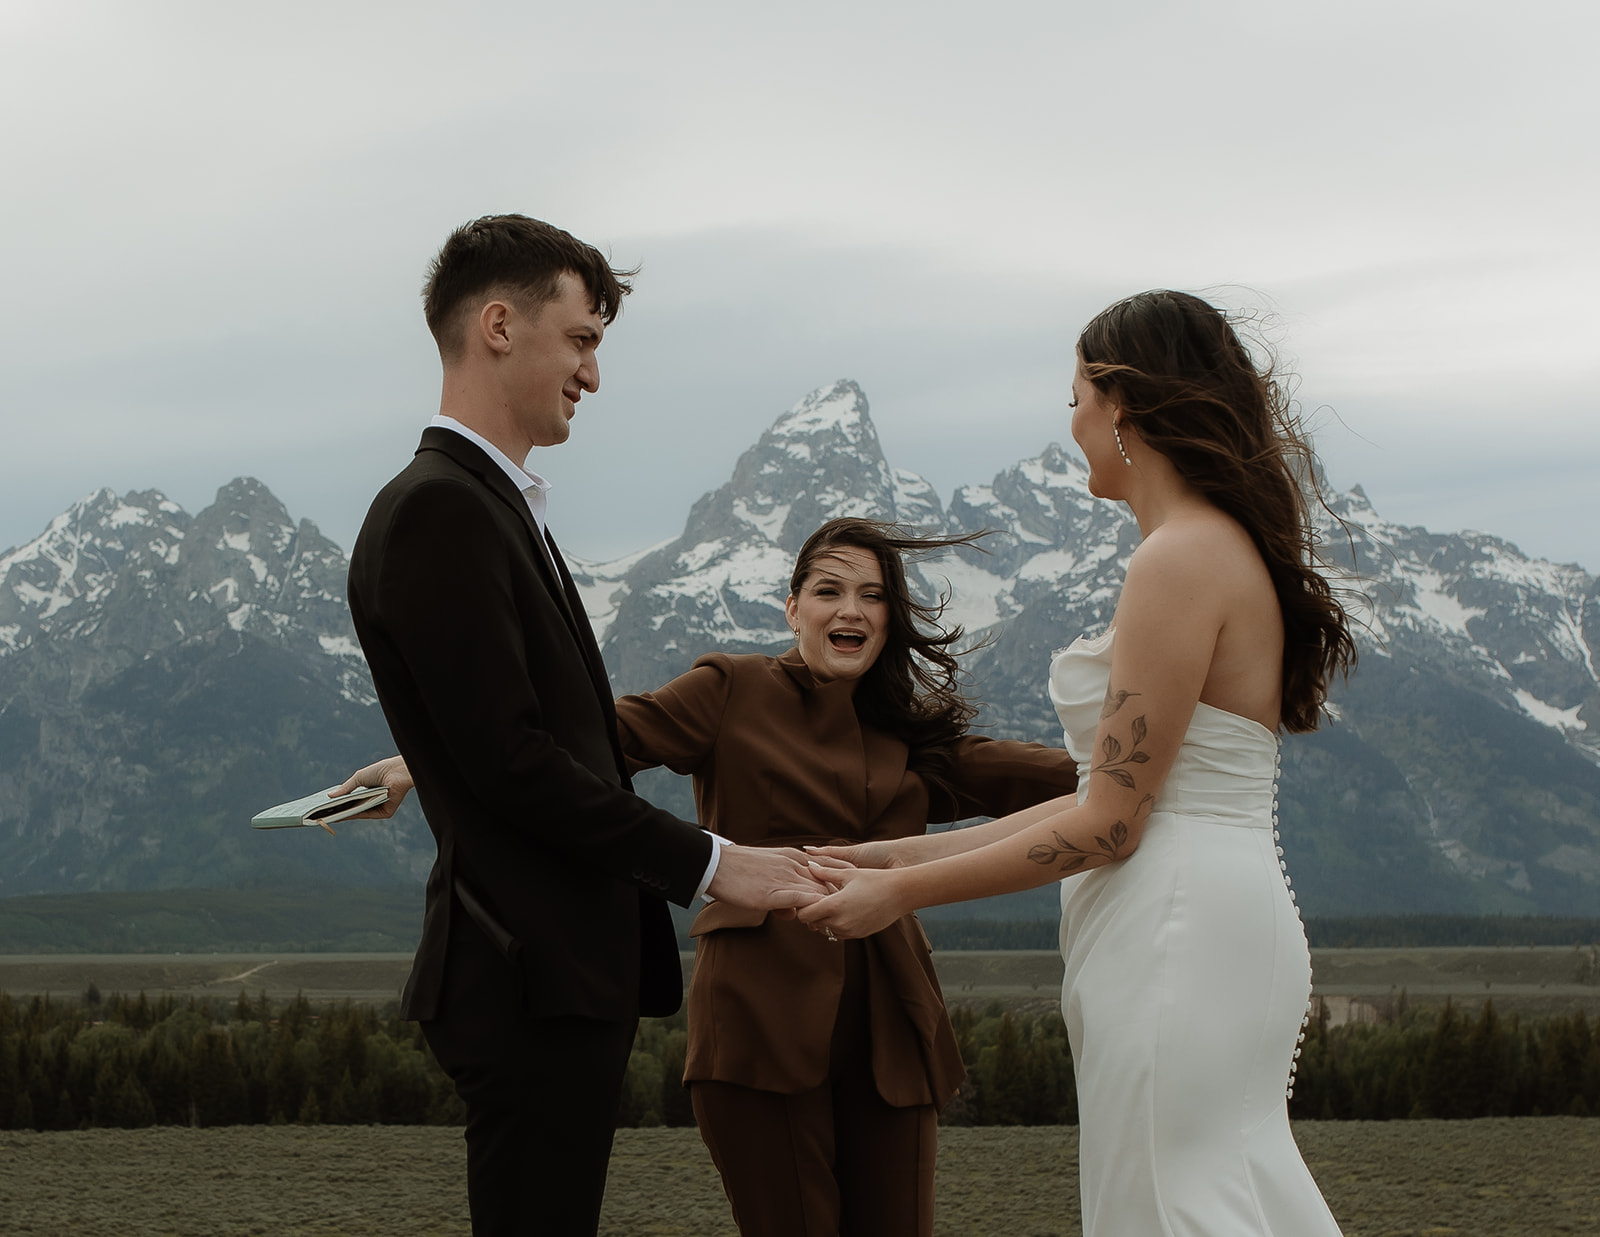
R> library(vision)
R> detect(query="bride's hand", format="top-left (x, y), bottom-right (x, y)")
top-left (330, 755), bottom-right (414, 819)
top-left (796, 867), bottom-right (909, 940)
top-left (804, 839), bottom-right (905, 870)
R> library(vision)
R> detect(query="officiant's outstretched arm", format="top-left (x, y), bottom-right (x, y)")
top-left (344, 215), bottom-right (821, 1237)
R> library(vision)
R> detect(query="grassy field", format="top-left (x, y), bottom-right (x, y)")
top-left (3, 947), bottom-right (1597, 1018)
top-left (2, 1120), bottom-right (1597, 1236)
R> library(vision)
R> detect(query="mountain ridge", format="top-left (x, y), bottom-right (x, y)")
top-left (2, 382), bottom-right (1595, 916)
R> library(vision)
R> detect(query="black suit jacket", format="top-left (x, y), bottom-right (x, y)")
top-left (348, 427), bottom-right (712, 1022)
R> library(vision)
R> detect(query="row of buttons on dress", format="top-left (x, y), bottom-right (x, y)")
top-left (1273, 747), bottom-right (1313, 1102)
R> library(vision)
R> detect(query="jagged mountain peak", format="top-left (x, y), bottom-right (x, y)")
top-left (0, 488), bottom-right (191, 656)
top-left (0, 479), bottom-right (364, 699)
top-left (767, 379), bottom-right (873, 443)
top-left (595, 381), bottom-right (942, 685)
top-left (677, 380), bottom-right (901, 557)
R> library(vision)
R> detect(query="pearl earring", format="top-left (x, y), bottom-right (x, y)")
top-left (1112, 418), bottom-right (1133, 467)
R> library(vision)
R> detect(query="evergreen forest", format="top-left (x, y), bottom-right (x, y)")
top-left (1, 988), bottom-right (1597, 1132)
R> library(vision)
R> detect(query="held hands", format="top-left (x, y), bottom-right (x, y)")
top-left (802, 838), bottom-right (905, 871)
top-left (330, 755), bottom-right (414, 819)
top-left (706, 844), bottom-right (833, 914)
top-left (796, 865), bottom-right (910, 940)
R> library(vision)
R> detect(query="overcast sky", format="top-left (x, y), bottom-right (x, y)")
top-left (3, 0), bottom-right (1596, 575)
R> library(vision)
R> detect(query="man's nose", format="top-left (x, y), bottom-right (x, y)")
top-left (578, 353), bottom-right (600, 393)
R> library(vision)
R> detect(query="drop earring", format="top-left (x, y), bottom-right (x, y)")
top-left (1112, 418), bottom-right (1133, 467)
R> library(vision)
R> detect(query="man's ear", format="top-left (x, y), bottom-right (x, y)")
top-left (476, 299), bottom-right (514, 357)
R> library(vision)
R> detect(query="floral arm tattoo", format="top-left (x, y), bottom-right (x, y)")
top-left (1026, 683), bottom-right (1155, 873)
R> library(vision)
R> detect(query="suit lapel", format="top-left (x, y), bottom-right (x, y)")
top-left (414, 428), bottom-right (597, 680)
top-left (543, 528), bottom-right (624, 715)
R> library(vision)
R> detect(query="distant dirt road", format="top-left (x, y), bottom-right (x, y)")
top-left (2, 1120), bottom-right (1596, 1235)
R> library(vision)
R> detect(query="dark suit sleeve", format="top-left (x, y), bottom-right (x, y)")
top-left (370, 477), bottom-right (712, 899)
top-left (614, 656), bottom-right (735, 777)
top-left (930, 736), bottom-right (1081, 824)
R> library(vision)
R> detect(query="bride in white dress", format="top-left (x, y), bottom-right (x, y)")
top-left (802, 290), bottom-right (1355, 1235)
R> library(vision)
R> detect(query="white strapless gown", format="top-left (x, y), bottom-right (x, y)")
top-left (1050, 629), bottom-right (1341, 1236)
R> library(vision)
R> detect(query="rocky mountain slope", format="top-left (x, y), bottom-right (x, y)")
top-left (576, 381), bottom-right (1600, 916)
top-left (2, 381), bottom-right (1596, 914)
top-left (0, 482), bottom-right (430, 896)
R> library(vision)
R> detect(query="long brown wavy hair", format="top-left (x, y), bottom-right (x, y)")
top-left (789, 518), bottom-right (984, 802)
top-left (1076, 290), bottom-right (1356, 732)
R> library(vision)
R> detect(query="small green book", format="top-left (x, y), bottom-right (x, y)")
top-left (250, 786), bottom-right (388, 835)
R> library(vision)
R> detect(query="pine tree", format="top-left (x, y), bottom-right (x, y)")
top-left (52, 1087), bottom-right (78, 1130)
top-left (264, 1023), bottom-right (308, 1123)
top-left (189, 1028), bottom-right (248, 1126)
top-left (982, 1012), bottom-right (1028, 1126)
top-left (0, 1035), bottom-right (21, 1128)
top-left (1463, 1000), bottom-right (1513, 1117)
top-left (1416, 1001), bottom-right (1472, 1119)
top-left (327, 1068), bottom-right (360, 1125)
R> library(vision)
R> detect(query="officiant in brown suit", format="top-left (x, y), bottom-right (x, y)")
top-left (344, 214), bottom-right (823, 1237)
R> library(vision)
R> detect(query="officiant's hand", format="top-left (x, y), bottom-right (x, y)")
top-left (796, 866), bottom-right (909, 940)
top-left (707, 844), bottom-right (830, 913)
top-left (331, 755), bottom-right (414, 818)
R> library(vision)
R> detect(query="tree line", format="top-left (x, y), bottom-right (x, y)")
top-left (0, 988), bottom-right (458, 1132)
top-left (1, 988), bottom-right (1596, 1131)
top-left (916, 915), bottom-right (1600, 951)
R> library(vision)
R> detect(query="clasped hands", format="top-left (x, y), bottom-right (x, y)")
top-left (685, 840), bottom-right (909, 937)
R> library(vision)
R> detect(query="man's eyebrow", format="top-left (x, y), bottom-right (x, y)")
top-left (572, 324), bottom-right (602, 343)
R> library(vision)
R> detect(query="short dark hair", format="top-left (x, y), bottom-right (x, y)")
top-left (421, 214), bottom-right (635, 360)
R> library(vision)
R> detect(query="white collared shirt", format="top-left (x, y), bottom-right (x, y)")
top-left (428, 414), bottom-right (724, 901)
top-left (428, 414), bottom-right (550, 532)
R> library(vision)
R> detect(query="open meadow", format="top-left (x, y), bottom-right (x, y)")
top-left (4, 947), bottom-right (1597, 1235)
top-left (2, 1119), bottom-right (1597, 1236)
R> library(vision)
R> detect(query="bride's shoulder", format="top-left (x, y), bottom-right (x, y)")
top-left (1130, 512), bottom-right (1232, 569)
top-left (1123, 514), bottom-right (1263, 620)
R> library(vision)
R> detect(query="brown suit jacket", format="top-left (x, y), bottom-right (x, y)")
top-left (615, 649), bottom-right (1080, 1108)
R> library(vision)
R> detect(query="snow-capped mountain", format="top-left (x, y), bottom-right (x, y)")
top-left (0, 480), bottom-right (428, 896)
top-left (578, 382), bottom-right (1600, 916)
top-left (2, 382), bottom-right (1596, 913)
top-left (579, 380), bottom-right (960, 691)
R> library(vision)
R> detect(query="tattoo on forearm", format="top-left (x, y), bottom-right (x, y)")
top-left (1028, 821), bottom-right (1131, 873)
top-left (1095, 715), bottom-right (1151, 788)
top-left (1100, 688), bottom-right (1142, 720)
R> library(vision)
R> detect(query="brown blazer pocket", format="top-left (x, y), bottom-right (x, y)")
top-left (690, 902), bottom-right (770, 937)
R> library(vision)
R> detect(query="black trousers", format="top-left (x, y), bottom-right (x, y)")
top-left (422, 915), bottom-right (639, 1237)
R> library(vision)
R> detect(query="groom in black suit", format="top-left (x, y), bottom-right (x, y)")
top-left (347, 215), bottom-right (823, 1236)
